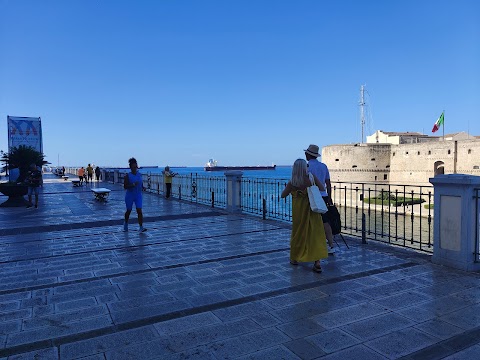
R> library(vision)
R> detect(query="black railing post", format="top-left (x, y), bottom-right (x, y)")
top-left (263, 198), bottom-right (267, 220)
top-left (362, 212), bottom-right (367, 244)
top-left (179, 186), bottom-right (181, 200)
top-left (211, 191), bottom-right (214, 208)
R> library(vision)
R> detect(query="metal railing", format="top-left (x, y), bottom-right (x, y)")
top-left (239, 179), bottom-right (435, 252)
top-left (101, 170), bottom-right (227, 208)
top-left (95, 170), bottom-right (436, 253)
top-left (475, 188), bottom-right (480, 262)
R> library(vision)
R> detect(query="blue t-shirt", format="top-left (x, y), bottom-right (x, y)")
top-left (126, 171), bottom-right (142, 194)
top-left (307, 159), bottom-right (330, 197)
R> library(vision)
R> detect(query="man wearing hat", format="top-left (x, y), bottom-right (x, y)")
top-left (305, 144), bottom-right (336, 254)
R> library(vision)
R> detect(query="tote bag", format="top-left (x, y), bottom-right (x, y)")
top-left (307, 174), bottom-right (328, 214)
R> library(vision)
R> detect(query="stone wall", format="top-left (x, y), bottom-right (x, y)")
top-left (323, 139), bottom-right (480, 185)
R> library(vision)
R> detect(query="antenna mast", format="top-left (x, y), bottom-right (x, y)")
top-left (359, 84), bottom-right (366, 143)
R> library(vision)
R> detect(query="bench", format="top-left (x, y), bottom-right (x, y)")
top-left (62, 176), bottom-right (69, 181)
top-left (72, 180), bottom-right (81, 187)
top-left (91, 188), bottom-right (111, 202)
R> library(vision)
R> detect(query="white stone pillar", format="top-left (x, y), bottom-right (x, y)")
top-left (429, 174), bottom-right (480, 271)
top-left (225, 171), bottom-right (243, 213)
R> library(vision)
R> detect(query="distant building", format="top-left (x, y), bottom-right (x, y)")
top-left (323, 130), bottom-right (480, 186)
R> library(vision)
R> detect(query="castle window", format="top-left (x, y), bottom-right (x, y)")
top-left (417, 151), bottom-right (420, 155)
top-left (393, 152), bottom-right (396, 156)
top-left (405, 151), bottom-right (409, 155)
top-left (386, 165), bottom-right (390, 168)
top-left (371, 158), bottom-right (375, 161)
top-left (448, 150), bottom-right (451, 154)
top-left (468, 149), bottom-right (472, 154)
top-left (474, 166), bottom-right (479, 170)
top-left (375, 176), bottom-right (377, 181)
top-left (384, 174), bottom-right (388, 180)
top-left (335, 159), bottom-right (339, 161)
top-left (428, 150), bottom-right (431, 155)
top-left (352, 165), bottom-right (357, 168)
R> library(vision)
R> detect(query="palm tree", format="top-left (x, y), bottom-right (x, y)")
top-left (0, 145), bottom-right (47, 183)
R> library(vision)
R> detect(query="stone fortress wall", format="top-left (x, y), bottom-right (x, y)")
top-left (323, 139), bottom-right (480, 186)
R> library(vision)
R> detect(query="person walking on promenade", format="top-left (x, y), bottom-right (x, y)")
top-left (281, 158), bottom-right (327, 272)
top-left (86, 164), bottom-right (94, 183)
top-left (78, 167), bottom-right (85, 185)
top-left (26, 163), bottom-right (42, 208)
top-left (162, 166), bottom-right (177, 199)
top-left (123, 157), bottom-right (147, 232)
top-left (304, 144), bottom-right (336, 254)
top-left (95, 166), bottom-right (101, 181)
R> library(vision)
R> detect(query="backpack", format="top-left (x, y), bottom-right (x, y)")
top-left (328, 204), bottom-right (342, 235)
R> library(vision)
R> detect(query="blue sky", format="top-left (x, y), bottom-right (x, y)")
top-left (1, 0), bottom-right (479, 167)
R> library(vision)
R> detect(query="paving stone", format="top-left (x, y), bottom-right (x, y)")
top-left (235, 345), bottom-right (301, 360)
top-left (364, 327), bottom-right (440, 358)
top-left (312, 302), bottom-right (389, 329)
top-left (440, 303), bottom-right (480, 330)
top-left (276, 318), bottom-right (326, 339)
top-left (414, 319), bottom-right (465, 340)
top-left (110, 300), bottom-right (191, 324)
top-left (306, 328), bottom-right (360, 353)
top-left (0, 309), bottom-right (32, 323)
top-left (208, 328), bottom-right (291, 359)
top-left (212, 301), bottom-right (273, 322)
top-left (54, 297), bottom-right (98, 312)
top-left (284, 338), bottom-right (326, 359)
top-left (0, 302), bottom-right (20, 313)
top-left (442, 344), bottom-right (480, 360)
top-left (320, 344), bottom-right (388, 360)
top-left (0, 321), bottom-right (21, 336)
top-left (60, 325), bottom-right (158, 360)
top-left (340, 312), bottom-right (415, 341)
top-left (22, 305), bottom-right (109, 330)
top-left (6, 347), bottom-right (59, 359)
top-left (7, 315), bottom-right (113, 347)
top-left (154, 312), bottom-right (222, 336)
top-left (158, 347), bottom-right (217, 360)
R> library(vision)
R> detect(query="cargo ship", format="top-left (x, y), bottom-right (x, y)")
top-left (204, 159), bottom-right (276, 172)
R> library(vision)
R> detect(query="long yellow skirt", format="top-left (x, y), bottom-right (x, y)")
top-left (290, 190), bottom-right (328, 262)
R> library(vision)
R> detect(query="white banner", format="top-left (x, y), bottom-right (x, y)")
top-left (7, 116), bottom-right (43, 153)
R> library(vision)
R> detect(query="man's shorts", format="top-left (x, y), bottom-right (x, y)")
top-left (125, 193), bottom-right (142, 211)
top-left (28, 186), bottom-right (39, 196)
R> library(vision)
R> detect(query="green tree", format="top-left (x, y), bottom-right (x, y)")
top-left (0, 145), bottom-right (47, 183)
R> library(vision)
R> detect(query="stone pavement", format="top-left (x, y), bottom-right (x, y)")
top-left (0, 174), bottom-right (480, 359)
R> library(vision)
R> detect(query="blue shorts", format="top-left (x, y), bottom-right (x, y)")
top-left (28, 187), bottom-right (39, 196)
top-left (125, 193), bottom-right (142, 211)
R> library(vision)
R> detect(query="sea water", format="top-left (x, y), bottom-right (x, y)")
top-left (138, 166), bottom-right (292, 180)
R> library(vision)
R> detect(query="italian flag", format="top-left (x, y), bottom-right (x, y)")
top-left (432, 112), bottom-right (444, 133)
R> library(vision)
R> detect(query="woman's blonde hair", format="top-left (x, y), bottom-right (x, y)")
top-left (291, 158), bottom-right (308, 187)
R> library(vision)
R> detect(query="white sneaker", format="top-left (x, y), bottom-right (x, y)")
top-left (328, 246), bottom-right (336, 255)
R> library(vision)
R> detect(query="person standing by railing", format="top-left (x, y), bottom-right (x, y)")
top-left (86, 164), bottom-right (94, 183)
top-left (123, 157), bottom-right (147, 232)
top-left (162, 166), bottom-right (177, 199)
top-left (78, 167), bottom-right (85, 185)
top-left (281, 159), bottom-right (327, 272)
top-left (304, 144), bottom-right (336, 254)
top-left (95, 166), bottom-right (101, 181)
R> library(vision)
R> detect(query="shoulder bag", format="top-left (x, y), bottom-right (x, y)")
top-left (307, 174), bottom-right (328, 214)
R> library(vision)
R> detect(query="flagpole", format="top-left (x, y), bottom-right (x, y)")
top-left (442, 110), bottom-right (445, 141)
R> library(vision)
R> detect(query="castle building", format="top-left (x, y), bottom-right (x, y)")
top-left (323, 130), bottom-right (480, 186)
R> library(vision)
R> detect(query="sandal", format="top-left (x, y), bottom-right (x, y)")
top-left (313, 262), bottom-right (322, 273)
top-left (290, 260), bottom-right (298, 265)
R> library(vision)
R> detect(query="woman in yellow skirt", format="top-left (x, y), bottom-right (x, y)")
top-left (281, 159), bottom-right (328, 272)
